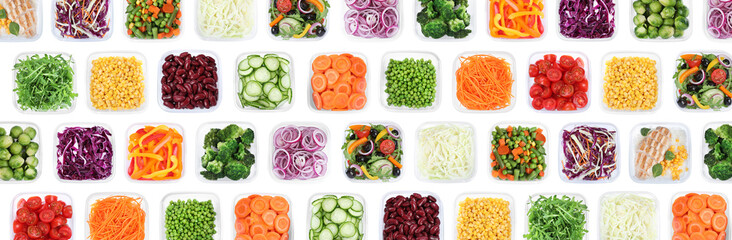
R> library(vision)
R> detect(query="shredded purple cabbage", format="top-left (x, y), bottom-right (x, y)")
top-left (558, 0), bottom-right (615, 39)
top-left (562, 125), bottom-right (616, 181)
top-left (54, 0), bottom-right (111, 39)
top-left (56, 126), bottom-right (113, 180)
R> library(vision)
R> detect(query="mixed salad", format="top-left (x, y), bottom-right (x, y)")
top-left (269, 0), bottom-right (329, 39)
top-left (674, 53), bottom-right (732, 110)
top-left (491, 125), bottom-right (546, 181)
top-left (342, 124), bottom-right (402, 181)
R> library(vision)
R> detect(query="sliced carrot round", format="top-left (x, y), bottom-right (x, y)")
top-left (324, 69), bottom-right (340, 88)
top-left (280, 232), bottom-right (289, 240)
top-left (673, 217), bottom-right (686, 233)
top-left (674, 197), bottom-right (690, 217)
top-left (690, 232), bottom-right (706, 240)
top-left (350, 57), bottom-right (367, 77)
top-left (262, 210), bottom-right (277, 227)
top-left (333, 93), bottom-right (349, 109)
top-left (235, 218), bottom-right (249, 235)
top-left (236, 198), bottom-right (252, 218)
top-left (250, 197), bottom-right (269, 215)
top-left (250, 224), bottom-right (267, 236)
top-left (270, 196), bottom-right (289, 213)
top-left (673, 233), bottom-right (691, 240)
top-left (688, 221), bottom-right (705, 235)
top-left (274, 214), bottom-right (290, 234)
top-left (352, 77), bottom-right (367, 93)
top-left (700, 208), bottom-right (715, 225)
top-left (712, 212), bottom-right (728, 233)
top-left (340, 53), bottom-right (354, 58)
top-left (686, 193), bottom-right (700, 198)
top-left (248, 194), bottom-right (262, 200)
top-left (708, 195), bottom-right (727, 212)
top-left (320, 91), bottom-right (336, 110)
top-left (266, 232), bottom-right (281, 240)
top-left (333, 56), bottom-right (352, 74)
top-left (334, 82), bottom-right (352, 95)
top-left (718, 231), bottom-right (726, 240)
top-left (313, 92), bottom-right (323, 110)
top-left (348, 93), bottom-right (367, 110)
top-left (689, 196), bottom-right (707, 213)
top-left (311, 73), bottom-right (328, 93)
top-left (312, 55), bottom-right (331, 72)
top-left (236, 234), bottom-right (253, 240)
top-left (328, 54), bottom-right (339, 64)
top-left (252, 234), bottom-right (267, 240)
top-left (704, 230), bottom-right (719, 240)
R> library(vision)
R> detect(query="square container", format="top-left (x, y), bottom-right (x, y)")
top-left (381, 191), bottom-right (444, 239)
top-left (344, 0), bottom-right (402, 40)
top-left (415, 0), bottom-right (475, 41)
top-left (599, 192), bottom-right (658, 240)
top-left (195, 0), bottom-right (256, 40)
top-left (267, 0), bottom-right (329, 40)
top-left (600, 52), bottom-right (662, 113)
top-left (525, 193), bottom-right (589, 240)
top-left (161, 193), bottom-right (221, 240)
top-left (87, 52), bottom-right (149, 113)
top-left (454, 193), bottom-right (515, 240)
top-left (0, 0), bottom-right (42, 42)
top-left (488, 1), bottom-right (544, 41)
top-left (628, 123), bottom-right (690, 183)
top-left (51, 0), bottom-right (113, 41)
top-left (307, 193), bottom-right (367, 240)
top-left (415, 122), bottom-right (475, 183)
top-left (85, 192), bottom-right (149, 240)
top-left (157, 50), bottom-right (221, 113)
top-left (527, 52), bottom-right (591, 113)
top-left (233, 194), bottom-right (294, 238)
top-left (342, 121), bottom-right (404, 183)
top-left (54, 123), bottom-right (116, 182)
top-left (705, 1), bottom-right (732, 40)
top-left (269, 122), bottom-right (329, 182)
top-left (669, 192), bottom-right (729, 238)
top-left (195, 122), bottom-right (257, 182)
top-left (701, 122), bottom-right (732, 182)
top-left (0, 122), bottom-right (41, 183)
top-left (453, 52), bottom-right (516, 113)
top-left (380, 51), bottom-right (441, 112)
top-left (123, 0), bottom-right (182, 40)
top-left (629, 0), bottom-right (692, 41)
top-left (673, 51), bottom-right (732, 112)
top-left (13, 52), bottom-right (77, 114)
top-left (556, 0), bottom-right (616, 41)
top-left (308, 52), bottom-right (369, 112)
top-left (558, 122), bottom-right (619, 183)
top-left (235, 52), bottom-right (294, 112)
top-left (12, 193), bottom-right (73, 240)
top-left (125, 123), bottom-right (185, 182)
top-left (489, 122), bottom-right (550, 182)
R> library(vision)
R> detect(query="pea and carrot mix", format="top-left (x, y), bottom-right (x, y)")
top-left (455, 54), bottom-right (514, 111)
top-left (491, 125), bottom-right (546, 181)
top-left (457, 197), bottom-right (511, 240)
top-left (385, 58), bottom-right (437, 108)
top-left (603, 56), bottom-right (658, 111)
top-left (125, 0), bottom-right (181, 39)
top-left (90, 56), bottom-right (145, 110)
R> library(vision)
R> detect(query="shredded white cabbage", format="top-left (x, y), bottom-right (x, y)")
top-left (199, 0), bottom-right (254, 38)
top-left (601, 193), bottom-right (657, 240)
top-left (418, 124), bottom-right (473, 180)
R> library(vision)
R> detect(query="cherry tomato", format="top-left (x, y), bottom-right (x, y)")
top-left (528, 64), bottom-right (539, 77)
top-left (536, 59), bottom-right (552, 74)
top-left (58, 225), bottom-right (72, 238)
top-left (560, 102), bottom-right (577, 111)
top-left (546, 67), bottom-right (563, 82)
top-left (49, 202), bottom-right (65, 216)
top-left (14, 232), bottom-right (29, 240)
top-left (572, 92), bottom-right (588, 109)
top-left (44, 196), bottom-right (57, 204)
top-left (17, 199), bottom-right (26, 209)
top-left (559, 55), bottom-right (576, 70)
top-left (685, 55), bottom-right (702, 68)
top-left (543, 98), bottom-right (557, 110)
top-left (531, 97), bottom-right (544, 110)
top-left (25, 197), bottom-right (42, 211)
top-left (559, 84), bottom-right (575, 98)
top-left (575, 57), bottom-right (585, 68)
top-left (379, 139), bottom-right (395, 155)
top-left (38, 222), bottom-right (50, 235)
top-left (354, 129), bottom-right (369, 139)
top-left (711, 68), bottom-right (727, 84)
top-left (529, 84), bottom-right (544, 98)
top-left (26, 213), bottom-right (37, 226)
top-left (13, 220), bottom-right (26, 233)
top-left (48, 228), bottom-right (61, 239)
top-left (62, 206), bottom-right (72, 218)
top-left (574, 79), bottom-right (589, 93)
top-left (540, 86), bottom-right (552, 98)
top-left (564, 67), bottom-right (584, 85)
top-left (38, 209), bottom-right (54, 223)
top-left (534, 75), bottom-right (551, 87)
top-left (51, 217), bottom-right (66, 228)
top-left (543, 54), bottom-right (557, 63)
top-left (16, 208), bottom-right (32, 224)
top-left (557, 97), bottom-right (569, 108)
top-left (27, 225), bottom-right (43, 239)
top-left (551, 81), bottom-right (565, 95)
top-left (276, 0), bottom-right (292, 13)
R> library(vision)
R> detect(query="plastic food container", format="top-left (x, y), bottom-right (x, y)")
top-left (556, 0), bottom-right (616, 41)
top-left (123, 0), bottom-right (182, 40)
top-left (705, 0), bottom-right (732, 40)
top-left (51, 0), bottom-right (113, 41)
top-left (13, 52), bottom-right (77, 114)
top-left (161, 193), bottom-right (221, 240)
top-left (269, 122), bottom-right (329, 182)
top-left (342, 121), bottom-right (403, 183)
top-left (195, 122), bottom-right (257, 182)
top-left (380, 51), bottom-right (441, 112)
top-left (234, 52), bottom-right (294, 112)
top-left (452, 51), bottom-right (516, 113)
top-left (454, 193), bottom-right (515, 240)
top-left (558, 122), bottom-right (619, 183)
top-left (674, 51), bottom-right (732, 112)
top-left (669, 192), bottom-right (730, 238)
top-left (157, 50), bottom-right (221, 113)
top-left (701, 122), bottom-right (732, 182)
top-left (54, 123), bottom-right (116, 183)
top-left (267, 0), bottom-right (329, 41)
top-left (308, 52), bottom-right (369, 112)
top-left (233, 194), bottom-right (294, 238)
top-left (380, 191), bottom-right (444, 240)
top-left (600, 52), bottom-right (662, 113)
top-left (344, 0), bottom-right (402, 40)
top-left (87, 51), bottom-right (149, 113)
top-left (489, 122), bottom-right (550, 182)
top-left (0, 0), bottom-right (42, 42)
top-left (125, 123), bottom-right (184, 182)
top-left (598, 192), bottom-right (659, 240)
top-left (527, 52), bottom-right (591, 113)
top-left (415, 122), bottom-right (475, 183)
top-left (12, 193), bottom-right (73, 240)
top-left (0, 122), bottom-right (41, 183)
top-left (628, 123), bottom-right (690, 183)
top-left (629, 0), bottom-right (692, 41)
top-left (307, 193), bottom-right (367, 240)
top-left (85, 192), bottom-right (149, 240)
top-left (195, 0), bottom-right (256, 40)
top-left (414, 0), bottom-right (475, 41)
top-left (488, 1), bottom-right (544, 41)
top-left (525, 193), bottom-right (588, 240)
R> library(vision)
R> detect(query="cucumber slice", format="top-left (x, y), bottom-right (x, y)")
top-left (280, 61), bottom-right (290, 72)
top-left (319, 229), bottom-right (333, 240)
top-left (350, 200), bottom-right (363, 211)
top-left (348, 209), bottom-right (363, 217)
top-left (254, 68), bottom-right (271, 82)
top-left (265, 57), bottom-right (280, 71)
top-left (358, 220), bottom-right (363, 234)
top-left (323, 195), bottom-right (337, 199)
top-left (241, 91), bottom-right (259, 102)
top-left (245, 81), bottom-right (262, 96)
top-left (337, 197), bottom-right (353, 209)
top-left (249, 56), bottom-right (263, 68)
top-left (331, 208), bottom-right (347, 223)
top-left (238, 59), bottom-right (251, 71)
top-left (238, 68), bottom-right (253, 76)
top-left (339, 222), bottom-right (356, 238)
top-left (322, 198), bottom-right (337, 212)
top-left (288, 88), bottom-right (293, 104)
top-left (264, 53), bottom-right (279, 58)
top-left (309, 229), bottom-right (315, 240)
top-left (263, 82), bottom-right (276, 95)
top-left (278, 57), bottom-right (290, 65)
top-left (280, 75), bottom-right (291, 89)
top-left (313, 199), bottom-right (323, 206)
top-left (325, 223), bottom-right (338, 236)
top-left (311, 216), bottom-right (321, 229)
top-left (268, 89), bottom-right (283, 102)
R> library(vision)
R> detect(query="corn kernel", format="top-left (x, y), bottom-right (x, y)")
top-left (90, 56), bottom-right (145, 110)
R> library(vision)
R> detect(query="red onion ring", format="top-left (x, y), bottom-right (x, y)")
top-left (298, 0), bottom-right (313, 13)
top-left (387, 125), bottom-right (400, 138)
top-left (309, 22), bottom-right (322, 35)
top-left (350, 164), bottom-right (364, 176)
top-left (709, 0), bottom-right (732, 38)
top-left (358, 140), bottom-right (374, 155)
top-left (344, 0), bottom-right (399, 38)
top-left (272, 125), bottom-right (328, 180)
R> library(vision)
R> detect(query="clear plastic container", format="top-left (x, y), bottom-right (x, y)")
top-left (13, 52), bottom-right (77, 114)
top-left (380, 51), bottom-right (441, 112)
top-left (267, 0), bottom-right (329, 41)
top-left (705, 0), bottom-right (732, 40)
top-left (525, 193), bottom-right (589, 240)
top-left (600, 52), bottom-right (662, 113)
top-left (308, 52), bottom-right (369, 112)
top-left (701, 122), bottom-right (732, 182)
top-left (558, 122), bottom-right (620, 183)
top-left (487, 1), bottom-right (545, 41)
top-left (85, 192), bottom-right (149, 240)
top-left (344, 0), bottom-right (402, 40)
top-left (51, 0), bottom-right (114, 41)
top-left (454, 193), bottom-right (515, 240)
top-left (195, 122), bottom-right (257, 182)
top-left (306, 193), bottom-right (367, 239)
top-left (453, 52), bottom-right (516, 113)
top-left (157, 50), bottom-right (221, 113)
top-left (415, 0), bottom-right (475, 41)
top-left (415, 122), bottom-right (475, 183)
top-left (0, 122), bottom-right (41, 183)
top-left (629, 0), bottom-right (692, 41)
top-left (87, 51), bottom-right (149, 113)
top-left (0, 0), bottom-right (42, 42)
top-left (673, 51), bottom-right (732, 112)
top-left (527, 52), bottom-right (591, 113)
top-left (489, 122), bottom-right (550, 183)
top-left (380, 191), bottom-right (444, 239)
top-left (124, 123), bottom-right (185, 182)
top-left (11, 193), bottom-right (73, 240)
top-left (161, 193), bottom-right (221, 240)
top-left (269, 122), bottom-right (330, 182)
top-left (123, 1), bottom-right (182, 40)
top-left (341, 121), bottom-right (403, 183)
top-left (598, 192), bottom-right (659, 240)
top-left (195, 0), bottom-right (256, 40)
top-left (233, 194), bottom-right (294, 238)
top-left (669, 192), bottom-right (729, 238)
top-left (234, 52), bottom-right (294, 112)
top-left (628, 123), bottom-right (690, 184)
top-left (54, 123), bottom-right (116, 183)
top-left (556, 0), bottom-right (616, 41)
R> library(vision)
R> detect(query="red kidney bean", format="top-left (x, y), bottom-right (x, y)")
top-left (383, 194), bottom-right (440, 240)
top-left (161, 52), bottom-right (218, 110)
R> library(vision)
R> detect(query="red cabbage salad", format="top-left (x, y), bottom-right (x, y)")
top-left (272, 125), bottom-right (327, 180)
top-left (56, 126), bottom-right (113, 180)
top-left (708, 0), bottom-right (732, 39)
top-left (54, 0), bottom-right (111, 39)
top-left (558, 0), bottom-right (615, 39)
top-left (561, 125), bottom-right (617, 181)
top-left (344, 0), bottom-right (399, 38)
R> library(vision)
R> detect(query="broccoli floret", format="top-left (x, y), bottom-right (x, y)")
top-left (705, 151), bottom-right (721, 167)
top-left (714, 144), bottom-right (727, 161)
top-left (715, 124), bottom-right (732, 141)
top-left (454, 0), bottom-right (468, 8)
top-left (201, 148), bottom-right (217, 168)
top-left (455, 6), bottom-right (470, 25)
top-left (217, 124), bottom-right (246, 143)
top-left (423, 19), bottom-right (447, 39)
top-left (200, 171), bottom-right (219, 180)
top-left (204, 128), bottom-right (220, 149)
top-left (235, 143), bottom-right (255, 165)
top-left (417, 9), bottom-right (430, 25)
top-left (438, 2), bottom-right (456, 21)
top-left (216, 140), bottom-right (239, 163)
top-left (224, 161), bottom-right (251, 180)
top-left (205, 161), bottom-right (224, 174)
top-left (448, 18), bottom-right (466, 32)
top-left (451, 29), bottom-right (471, 38)
top-left (424, 2), bottom-right (438, 18)
top-left (710, 162), bottom-right (732, 180)
top-left (722, 139), bottom-right (732, 155)
top-left (706, 128), bottom-right (720, 146)
top-left (240, 128), bottom-right (255, 147)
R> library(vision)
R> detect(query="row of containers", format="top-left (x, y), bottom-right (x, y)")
top-left (10, 50), bottom-right (732, 113)
top-left (4, 119), bottom-right (732, 184)
top-left (8, 191), bottom-right (730, 240)
top-left (9, 0), bottom-right (732, 41)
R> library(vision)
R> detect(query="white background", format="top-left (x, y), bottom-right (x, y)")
top-left (3, 0), bottom-right (729, 239)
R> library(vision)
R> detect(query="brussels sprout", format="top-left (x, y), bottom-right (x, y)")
top-left (674, 29), bottom-right (684, 38)
top-left (648, 26), bottom-right (659, 38)
top-left (675, 16), bottom-right (689, 30)
top-left (661, 7), bottom-right (676, 19)
top-left (9, 126), bottom-right (22, 138)
top-left (676, 5), bottom-right (689, 17)
top-left (0, 135), bottom-right (12, 149)
top-left (641, 0), bottom-right (652, 3)
top-left (25, 156), bottom-right (38, 168)
top-left (660, 0), bottom-right (676, 7)
top-left (17, 134), bottom-right (30, 146)
top-left (663, 18), bottom-right (675, 26)
top-left (24, 168), bottom-right (36, 180)
top-left (648, 13), bottom-right (664, 27)
top-left (634, 14), bottom-right (647, 26)
top-left (649, 1), bottom-right (663, 13)
top-left (635, 26), bottom-right (649, 38)
top-left (659, 25), bottom-right (675, 39)
top-left (25, 142), bottom-right (38, 156)
top-left (0, 160), bottom-right (7, 167)
top-left (0, 127), bottom-right (5, 136)
top-left (23, 127), bottom-right (36, 139)
top-left (9, 143), bottom-right (22, 155)
top-left (12, 168), bottom-right (23, 180)
top-left (0, 149), bottom-right (10, 161)
top-left (8, 155), bottom-right (24, 169)
top-left (0, 167), bottom-right (13, 180)
top-left (633, 1), bottom-right (646, 14)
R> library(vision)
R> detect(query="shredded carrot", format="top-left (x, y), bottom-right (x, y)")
top-left (455, 54), bottom-right (514, 110)
top-left (88, 195), bottom-right (146, 240)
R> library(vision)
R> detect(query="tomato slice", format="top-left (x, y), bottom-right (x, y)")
top-left (543, 98), bottom-right (557, 110)
top-left (551, 81), bottom-right (565, 96)
top-left (560, 102), bottom-right (577, 111)
top-left (574, 79), bottom-right (589, 93)
top-left (16, 208), bottom-right (32, 224)
top-left (13, 232), bottom-right (29, 240)
top-left (528, 64), bottom-right (539, 77)
top-left (13, 220), bottom-right (26, 233)
top-left (540, 86), bottom-right (552, 98)
top-left (62, 205), bottom-right (73, 218)
top-left (544, 54), bottom-right (557, 63)
top-left (48, 228), bottom-right (61, 239)
top-left (379, 139), bottom-right (395, 155)
top-left (685, 55), bottom-right (702, 68)
top-left (546, 67), bottom-right (563, 82)
top-left (559, 84), bottom-right (575, 98)
top-left (26, 225), bottom-right (42, 239)
top-left (559, 55), bottom-right (576, 70)
top-left (49, 201), bottom-right (65, 215)
top-left (565, 67), bottom-right (584, 85)
top-left (37, 222), bottom-right (50, 235)
top-left (535, 75), bottom-right (551, 87)
top-left (44, 195), bottom-right (57, 204)
top-left (531, 97), bottom-right (544, 110)
top-left (38, 209), bottom-right (54, 223)
top-left (536, 59), bottom-right (552, 74)
top-left (711, 68), bottom-right (727, 84)
top-left (572, 92), bottom-right (588, 108)
top-left (529, 84), bottom-right (544, 98)
top-left (58, 225), bottom-right (72, 238)
top-left (51, 216), bottom-right (67, 228)
top-left (575, 57), bottom-right (585, 68)
top-left (25, 197), bottom-right (42, 211)
top-left (277, 0), bottom-right (292, 13)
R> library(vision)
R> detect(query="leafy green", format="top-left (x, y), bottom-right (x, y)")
top-left (13, 54), bottom-right (77, 111)
top-left (652, 163), bottom-right (663, 177)
top-left (0, 9), bottom-right (6, 19)
top-left (525, 195), bottom-right (588, 240)
top-left (8, 22), bottom-right (18, 36)
top-left (664, 151), bottom-right (675, 161)
top-left (640, 127), bottom-right (651, 136)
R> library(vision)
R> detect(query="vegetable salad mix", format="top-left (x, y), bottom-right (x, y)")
top-left (704, 124), bottom-right (732, 180)
top-left (269, 0), bottom-right (329, 39)
top-left (562, 125), bottom-right (617, 181)
top-left (54, 0), bottom-right (111, 39)
top-left (417, 0), bottom-right (471, 39)
top-left (200, 124), bottom-right (255, 181)
top-left (632, 0), bottom-right (689, 39)
top-left (674, 53), bottom-right (732, 110)
top-left (343, 124), bottom-right (402, 181)
top-left (125, 0), bottom-right (182, 39)
top-left (491, 125), bottom-right (546, 181)
top-left (14, 54), bottom-right (77, 112)
top-left (0, 125), bottom-right (39, 181)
